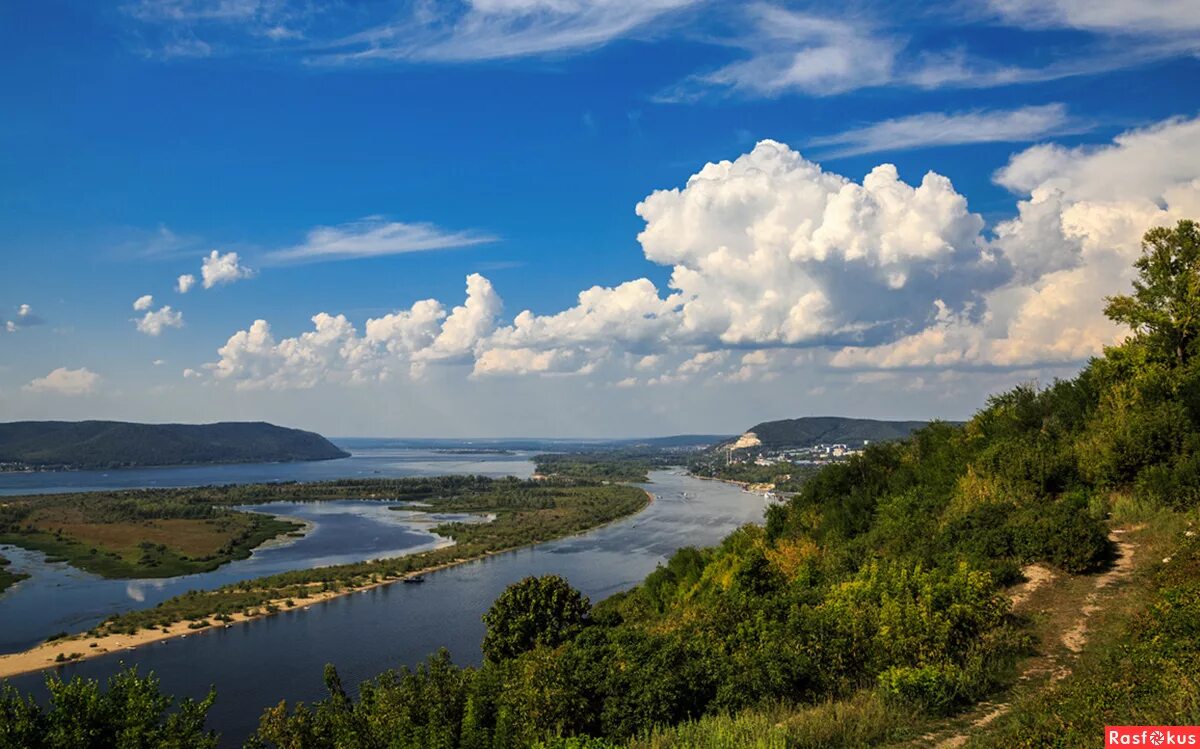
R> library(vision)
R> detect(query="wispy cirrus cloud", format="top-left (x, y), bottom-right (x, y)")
top-left (986, 0), bottom-right (1200, 35)
top-left (120, 1), bottom-right (1200, 99)
top-left (660, 6), bottom-right (900, 101)
top-left (263, 217), bottom-right (498, 265)
top-left (808, 103), bottom-right (1084, 158)
top-left (655, 3), bottom-right (1200, 101)
top-left (122, 0), bottom-right (699, 61)
top-left (317, 0), bottom-right (700, 64)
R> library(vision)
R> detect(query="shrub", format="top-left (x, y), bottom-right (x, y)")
top-left (877, 662), bottom-right (966, 715)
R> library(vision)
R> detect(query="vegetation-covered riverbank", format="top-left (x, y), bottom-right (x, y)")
top-left (0, 493), bottom-right (303, 578)
top-left (0, 479), bottom-right (650, 676)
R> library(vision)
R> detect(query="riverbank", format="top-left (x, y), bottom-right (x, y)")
top-left (0, 487), bottom-right (654, 680)
top-left (0, 498), bottom-right (304, 580)
top-left (0, 552), bottom-right (27, 595)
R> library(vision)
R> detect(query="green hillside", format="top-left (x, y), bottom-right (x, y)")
top-left (0, 420), bottom-right (349, 469)
top-left (734, 416), bottom-right (933, 448)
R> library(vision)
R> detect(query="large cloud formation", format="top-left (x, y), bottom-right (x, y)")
top-left (203, 116), bottom-right (1200, 389)
top-left (207, 274), bottom-right (500, 389)
top-left (831, 116), bottom-right (1200, 371)
top-left (471, 140), bottom-right (1004, 378)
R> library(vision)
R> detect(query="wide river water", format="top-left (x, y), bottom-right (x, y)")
top-left (0, 445), bottom-right (764, 747)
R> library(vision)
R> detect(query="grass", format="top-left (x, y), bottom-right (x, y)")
top-left (620, 509), bottom-right (1200, 749)
top-left (0, 513), bottom-right (300, 578)
top-left (962, 514), bottom-right (1200, 748)
top-left (83, 483), bottom-right (650, 638)
top-left (624, 693), bottom-right (916, 749)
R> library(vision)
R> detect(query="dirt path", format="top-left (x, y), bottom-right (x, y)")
top-left (1059, 527), bottom-right (1139, 659)
top-left (926, 527), bottom-right (1142, 748)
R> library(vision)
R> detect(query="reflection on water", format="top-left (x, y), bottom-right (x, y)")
top-left (5, 471), bottom-right (764, 747)
top-left (124, 579), bottom-right (167, 603)
top-left (0, 500), bottom-right (487, 653)
top-left (0, 444), bottom-right (533, 651)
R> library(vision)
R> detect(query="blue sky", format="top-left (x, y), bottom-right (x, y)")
top-left (2, 1), bottom-right (1199, 437)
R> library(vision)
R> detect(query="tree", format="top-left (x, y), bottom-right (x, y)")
top-left (482, 575), bottom-right (590, 662)
top-left (0, 668), bottom-right (217, 749)
top-left (1105, 220), bottom-right (1200, 365)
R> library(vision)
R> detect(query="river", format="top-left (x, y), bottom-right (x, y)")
top-left (1, 452), bottom-right (764, 747)
top-left (0, 442), bottom-right (538, 496)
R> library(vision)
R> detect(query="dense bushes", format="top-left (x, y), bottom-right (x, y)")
top-left (0, 669), bottom-right (216, 749)
top-left (482, 576), bottom-right (591, 662)
top-left (974, 531), bottom-right (1200, 746)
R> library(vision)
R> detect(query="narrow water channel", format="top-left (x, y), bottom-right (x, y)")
top-left (3, 471), bottom-right (764, 747)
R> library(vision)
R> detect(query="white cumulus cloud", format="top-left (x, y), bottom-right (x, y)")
top-left (133, 294), bottom-right (155, 311)
top-left (201, 250), bottom-right (255, 288)
top-left (3, 303), bottom-right (43, 332)
top-left (197, 116), bottom-right (1200, 391)
top-left (136, 305), bottom-right (185, 336)
top-left (205, 274), bottom-right (501, 388)
top-left (23, 367), bottom-right (100, 396)
top-left (177, 274), bottom-right (196, 293)
top-left (635, 139), bottom-right (1002, 348)
top-left (831, 115), bottom-right (1200, 371)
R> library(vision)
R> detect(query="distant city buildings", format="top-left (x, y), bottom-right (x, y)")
top-left (731, 440), bottom-right (868, 466)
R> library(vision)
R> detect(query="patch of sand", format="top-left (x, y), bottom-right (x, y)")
top-left (1009, 564), bottom-right (1056, 608)
top-left (0, 488), bottom-right (658, 681)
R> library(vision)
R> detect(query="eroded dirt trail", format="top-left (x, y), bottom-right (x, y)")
top-left (926, 527), bottom-right (1142, 749)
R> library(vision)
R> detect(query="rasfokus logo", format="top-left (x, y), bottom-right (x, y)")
top-left (1107, 726), bottom-right (1200, 746)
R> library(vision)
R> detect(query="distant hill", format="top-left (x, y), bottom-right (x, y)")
top-left (722, 416), bottom-right (935, 451)
top-left (0, 421), bottom-right (349, 470)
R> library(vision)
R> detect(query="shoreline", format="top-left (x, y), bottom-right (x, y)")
top-left (0, 487), bottom-right (656, 680)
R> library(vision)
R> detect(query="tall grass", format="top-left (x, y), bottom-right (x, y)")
top-left (626, 693), bottom-right (913, 749)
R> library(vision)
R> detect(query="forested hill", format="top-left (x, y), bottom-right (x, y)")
top-left (728, 416), bottom-right (934, 449)
top-left (0, 421), bottom-right (349, 469)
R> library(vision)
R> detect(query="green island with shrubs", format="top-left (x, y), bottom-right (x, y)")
top-left (5, 478), bottom-right (649, 643)
top-left (0, 492), bottom-right (303, 579)
top-left (3, 222), bottom-right (1200, 748)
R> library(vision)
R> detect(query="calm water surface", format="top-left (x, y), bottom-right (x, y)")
top-left (0, 501), bottom-right (488, 653)
top-left (0, 442), bottom-right (536, 496)
top-left (0, 443), bottom-right (531, 654)
top-left (2, 458), bottom-right (762, 747)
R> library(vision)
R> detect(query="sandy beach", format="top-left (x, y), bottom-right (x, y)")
top-left (0, 488), bottom-right (655, 680)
